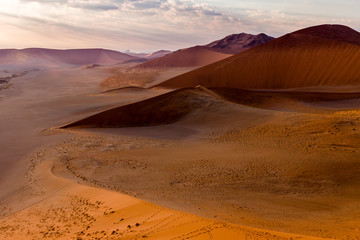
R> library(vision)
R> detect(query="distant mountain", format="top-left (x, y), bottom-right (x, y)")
top-left (156, 24), bottom-right (360, 90)
top-left (205, 33), bottom-right (274, 54)
top-left (136, 46), bottom-right (232, 68)
top-left (0, 48), bottom-right (142, 69)
top-left (135, 32), bottom-right (273, 69)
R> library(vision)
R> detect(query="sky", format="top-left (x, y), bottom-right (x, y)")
top-left (0, 0), bottom-right (359, 52)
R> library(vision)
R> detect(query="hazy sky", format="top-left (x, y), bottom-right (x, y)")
top-left (0, 0), bottom-right (359, 52)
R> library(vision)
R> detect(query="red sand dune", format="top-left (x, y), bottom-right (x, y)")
top-left (156, 24), bottom-right (360, 90)
top-left (136, 46), bottom-right (232, 68)
top-left (205, 33), bottom-right (274, 54)
top-left (0, 48), bottom-right (141, 67)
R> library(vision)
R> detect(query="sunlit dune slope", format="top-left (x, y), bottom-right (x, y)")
top-left (156, 24), bottom-right (360, 89)
top-left (135, 46), bottom-right (232, 68)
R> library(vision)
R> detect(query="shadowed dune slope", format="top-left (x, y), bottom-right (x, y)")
top-left (62, 87), bottom-right (218, 128)
top-left (212, 88), bottom-right (360, 104)
top-left (156, 24), bottom-right (360, 90)
top-left (0, 48), bottom-right (141, 67)
top-left (205, 33), bottom-right (274, 54)
top-left (62, 86), bottom-right (360, 128)
top-left (135, 46), bottom-right (232, 68)
top-left (212, 88), bottom-right (360, 112)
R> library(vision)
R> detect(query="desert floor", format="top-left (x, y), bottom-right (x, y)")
top-left (0, 65), bottom-right (359, 239)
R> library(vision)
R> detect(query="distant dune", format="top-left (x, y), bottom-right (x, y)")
top-left (124, 50), bottom-right (172, 59)
top-left (156, 24), bottom-right (360, 90)
top-left (205, 33), bottom-right (274, 54)
top-left (135, 46), bottom-right (232, 68)
top-left (0, 48), bottom-right (142, 68)
top-left (145, 50), bottom-right (172, 59)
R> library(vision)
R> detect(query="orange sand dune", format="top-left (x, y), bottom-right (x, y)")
top-left (0, 48), bottom-right (142, 68)
top-left (156, 24), bottom-right (360, 90)
top-left (136, 46), bottom-right (232, 68)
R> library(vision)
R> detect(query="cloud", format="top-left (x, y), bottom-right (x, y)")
top-left (130, 1), bottom-right (161, 10)
top-left (21, 0), bottom-right (120, 11)
top-left (20, 0), bottom-right (68, 3)
top-left (156, 0), bottom-right (224, 17)
top-left (69, 2), bottom-right (119, 11)
top-left (2, 0), bottom-right (359, 52)
top-left (67, 0), bottom-right (120, 10)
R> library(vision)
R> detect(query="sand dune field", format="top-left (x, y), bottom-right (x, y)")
top-left (0, 64), bottom-right (337, 240)
top-left (1, 24), bottom-right (360, 240)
